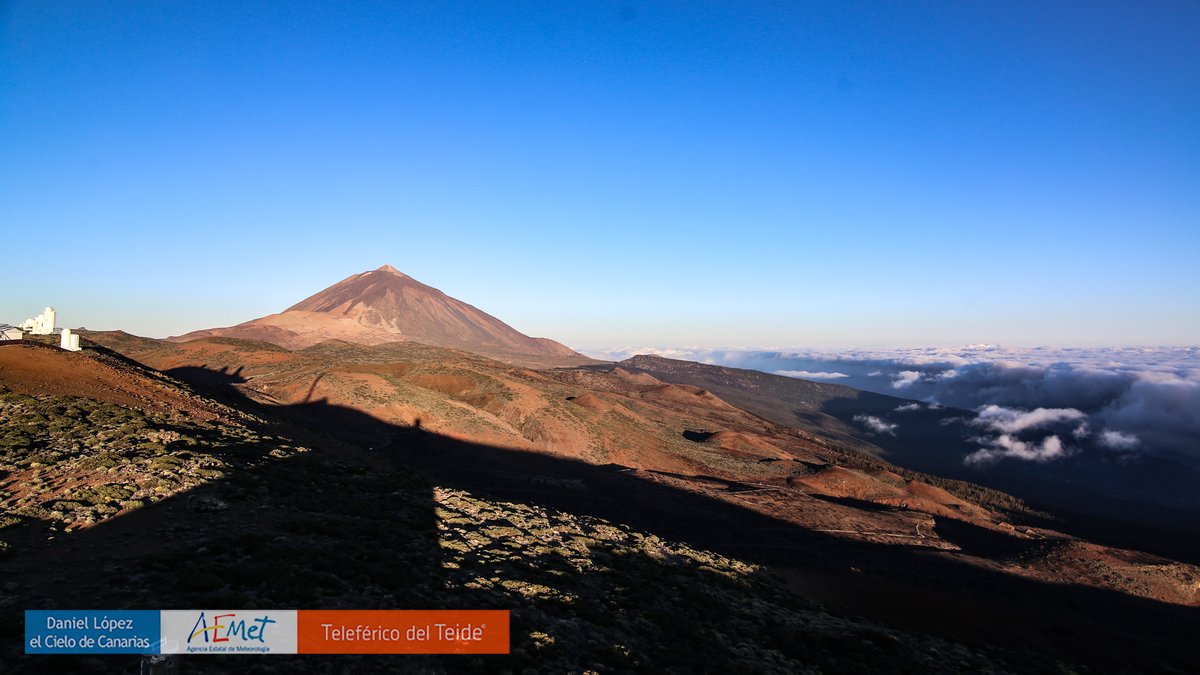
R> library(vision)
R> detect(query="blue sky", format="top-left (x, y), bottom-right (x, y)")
top-left (2, 2), bottom-right (1197, 348)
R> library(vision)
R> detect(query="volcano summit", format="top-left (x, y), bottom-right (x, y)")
top-left (171, 265), bottom-right (582, 360)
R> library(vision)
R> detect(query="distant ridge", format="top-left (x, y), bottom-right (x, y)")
top-left (171, 265), bottom-right (583, 360)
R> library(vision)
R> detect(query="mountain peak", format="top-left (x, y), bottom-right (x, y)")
top-left (375, 264), bottom-right (407, 277)
top-left (172, 267), bottom-right (583, 360)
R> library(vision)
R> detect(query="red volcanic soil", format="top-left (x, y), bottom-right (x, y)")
top-left (703, 431), bottom-right (788, 460)
top-left (640, 383), bottom-right (741, 411)
top-left (0, 343), bottom-right (220, 419)
top-left (795, 465), bottom-right (996, 523)
top-left (568, 393), bottom-right (619, 413)
top-left (608, 367), bottom-right (662, 386)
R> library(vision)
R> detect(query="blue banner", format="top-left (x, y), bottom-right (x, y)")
top-left (25, 610), bottom-right (160, 654)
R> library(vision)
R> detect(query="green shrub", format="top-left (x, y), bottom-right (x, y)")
top-left (77, 452), bottom-right (121, 470)
top-left (150, 455), bottom-right (185, 470)
top-left (2, 434), bottom-right (32, 449)
top-left (13, 505), bottom-right (51, 520)
top-left (75, 484), bottom-right (134, 505)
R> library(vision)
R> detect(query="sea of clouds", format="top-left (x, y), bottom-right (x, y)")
top-left (586, 345), bottom-right (1200, 466)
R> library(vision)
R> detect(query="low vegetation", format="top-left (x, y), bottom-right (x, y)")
top-left (0, 384), bottom-right (1038, 673)
top-left (0, 385), bottom-right (301, 535)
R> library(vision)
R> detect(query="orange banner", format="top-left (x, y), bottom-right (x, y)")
top-left (296, 610), bottom-right (509, 654)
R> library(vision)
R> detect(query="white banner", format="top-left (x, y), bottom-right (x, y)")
top-left (159, 610), bottom-right (298, 654)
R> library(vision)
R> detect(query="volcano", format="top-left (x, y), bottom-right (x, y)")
top-left (170, 265), bottom-right (582, 359)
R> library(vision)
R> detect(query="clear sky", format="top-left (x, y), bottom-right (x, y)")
top-left (2, 2), bottom-right (1197, 349)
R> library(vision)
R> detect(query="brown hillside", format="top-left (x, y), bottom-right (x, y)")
top-left (0, 342), bottom-right (223, 420)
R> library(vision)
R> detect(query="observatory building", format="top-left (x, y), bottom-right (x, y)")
top-left (5, 306), bottom-right (82, 351)
top-left (60, 327), bottom-right (81, 352)
top-left (20, 307), bottom-right (56, 335)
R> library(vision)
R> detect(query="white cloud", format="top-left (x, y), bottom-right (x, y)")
top-left (965, 434), bottom-right (1069, 465)
top-left (774, 370), bottom-right (849, 380)
top-left (971, 405), bottom-right (1087, 434)
top-left (1098, 430), bottom-right (1140, 451)
top-left (1072, 422), bottom-right (1091, 439)
top-left (853, 414), bottom-right (897, 436)
top-left (891, 370), bottom-right (921, 389)
top-left (894, 403), bottom-right (922, 412)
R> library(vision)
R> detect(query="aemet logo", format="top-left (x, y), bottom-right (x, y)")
top-left (188, 611), bottom-right (276, 645)
top-left (160, 610), bottom-right (298, 654)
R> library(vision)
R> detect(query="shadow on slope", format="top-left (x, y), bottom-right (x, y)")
top-left (608, 354), bottom-right (1200, 565)
top-left (818, 391), bottom-right (1200, 566)
top-left (0, 366), bottom-right (1196, 673)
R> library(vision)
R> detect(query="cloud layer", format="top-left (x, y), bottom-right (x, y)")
top-left (588, 345), bottom-right (1200, 466)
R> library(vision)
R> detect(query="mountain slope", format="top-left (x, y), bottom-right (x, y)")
top-left (80, 331), bottom-right (1200, 602)
top-left (615, 354), bottom-right (914, 453)
top-left (171, 265), bottom-right (586, 362)
top-left (18, 330), bottom-right (1196, 671)
top-left (0, 339), bottom-right (1087, 673)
